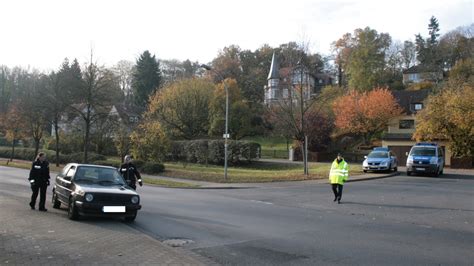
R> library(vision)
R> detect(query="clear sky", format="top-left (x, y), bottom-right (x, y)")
top-left (1, 0), bottom-right (472, 71)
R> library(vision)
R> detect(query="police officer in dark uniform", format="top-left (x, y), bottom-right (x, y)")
top-left (28, 152), bottom-right (50, 211)
top-left (119, 155), bottom-right (142, 190)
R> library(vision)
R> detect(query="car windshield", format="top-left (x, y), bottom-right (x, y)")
top-left (410, 147), bottom-right (436, 156)
top-left (368, 151), bottom-right (389, 158)
top-left (74, 166), bottom-right (125, 186)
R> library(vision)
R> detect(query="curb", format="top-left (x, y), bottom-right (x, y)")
top-left (144, 182), bottom-right (255, 190)
top-left (145, 172), bottom-right (399, 189)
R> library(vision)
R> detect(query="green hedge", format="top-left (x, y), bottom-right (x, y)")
top-left (141, 162), bottom-right (165, 174)
top-left (167, 139), bottom-right (261, 165)
top-left (0, 147), bottom-right (49, 162)
top-left (90, 160), bottom-right (120, 168)
top-left (93, 160), bottom-right (164, 174)
top-left (0, 147), bottom-right (105, 164)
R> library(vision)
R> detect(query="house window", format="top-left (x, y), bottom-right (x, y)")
top-left (414, 103), bottom-right (423, 110)
top-left (409, 73), bottom-right (419, 82)
top-left (270, 79), bottom-right (278, 87)
top-left (399, 119), bottom-right (415, 129)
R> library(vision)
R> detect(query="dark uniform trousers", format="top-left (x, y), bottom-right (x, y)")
top-left (331, 184), bottom-right (343, 200)
top-left (31, 183), bottom-right (47, 209)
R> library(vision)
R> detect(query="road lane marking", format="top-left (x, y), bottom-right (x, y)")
top-left (250, 200), bottom-right (273, 205)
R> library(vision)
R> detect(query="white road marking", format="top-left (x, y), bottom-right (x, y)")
top-left (250, 200), bottom-right (273, 205)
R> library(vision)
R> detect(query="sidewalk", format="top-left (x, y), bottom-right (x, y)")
top-left (0, 193), bottom-right (214, 265)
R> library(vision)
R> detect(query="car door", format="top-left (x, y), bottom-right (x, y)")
top-left (390, 151), bottom-right (398, 167)
top-left (56, 165), bottom-right (76, 203)
top-left (438, 147), bottom-right (445, 170)
top-left (54, 164), bottom-right (70, 203)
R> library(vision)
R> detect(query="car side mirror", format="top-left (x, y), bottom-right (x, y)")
top-left (364, 156), bottom-right (367, 159)
top-left (405, 152), bottom-right (409, 156)
top-left (64, 176), bottom-right (72, 181)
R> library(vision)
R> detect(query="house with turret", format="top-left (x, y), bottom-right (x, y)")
top-left (264, 52), bottom-right (334, 105)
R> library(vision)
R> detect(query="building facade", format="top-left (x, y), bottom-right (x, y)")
top-left (382, 89), bottom-right (452, 166)
top-left (264, 52), bottom-right (333, 105)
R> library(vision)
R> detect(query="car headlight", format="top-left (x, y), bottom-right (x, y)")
top-left (363, 160), bottom-right (368, 167)
top-left (85, 193), bottom-right (94, 202)
top-left (407, 156), bottom-right (413, 164)
top-left (430, 157), bottom-right (438, 164)
top-left (380, 161), bottom-right (388, 166)
top-left (131, 196), bottom-right (139, 204)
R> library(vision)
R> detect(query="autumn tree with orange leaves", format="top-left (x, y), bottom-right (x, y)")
top-left (0, 103), bottom-right (27, 162)
top-left (332, 88), bottom-right (403, 145)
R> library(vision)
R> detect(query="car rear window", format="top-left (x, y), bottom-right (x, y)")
top-left (410, 147), bottom-right (436, 156)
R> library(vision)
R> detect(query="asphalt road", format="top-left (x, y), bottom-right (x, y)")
top-left (1, 166), bottom-right (473, 265)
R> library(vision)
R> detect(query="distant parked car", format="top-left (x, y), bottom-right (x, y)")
top-left (52, 163), bottom-right (141, 222)
top-left (362, 147), bottom-right (398, 172)
top-left (406, 142), bottom-right (444, 177)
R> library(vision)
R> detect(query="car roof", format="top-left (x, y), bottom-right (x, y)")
top-left (412, 145), bottom-right (437, 148)
top-left (69, 163), bottom-right (117, 169)
top-left (373, 147), bottom-right (389, 151)
top-left (415, 142), bottom-right (438, 147)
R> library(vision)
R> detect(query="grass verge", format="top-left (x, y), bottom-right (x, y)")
top-left (2, 157), bottom-right (364, 184)
top-left (163, 161), bottom-right (363, 183)
top-left (142, 177), bottom-right (200, 188)
top-left (0, 159), bottom-right (199, 189)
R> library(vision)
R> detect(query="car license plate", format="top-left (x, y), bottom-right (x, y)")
top-left (103, 206), bottom-right (125, 213)
top-left (416, 168), bottom-right (425, 171)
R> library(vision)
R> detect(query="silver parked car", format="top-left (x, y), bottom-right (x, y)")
top-left (362, 147), bottom-right (398, 172)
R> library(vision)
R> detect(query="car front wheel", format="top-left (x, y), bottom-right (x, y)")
top-left (68, 198), bottom-right (79, 220)
top-left (434, 167), bottom-right (440, 177)
top-left (52, 191), bottom-right (61, 209)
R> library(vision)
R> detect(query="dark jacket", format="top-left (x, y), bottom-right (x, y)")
top-left (119, 163), bottom-right (141, 184)
top-left (28, 160), bottom-right (50, 185)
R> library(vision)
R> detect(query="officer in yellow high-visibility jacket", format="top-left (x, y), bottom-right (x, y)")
top-left (329, 153), bottom-right (349, 204)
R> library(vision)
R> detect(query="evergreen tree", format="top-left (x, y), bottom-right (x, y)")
top-left (415, 16), bottom-right (442, 71)
top-left (132, 50), bottom-right (162, 108)
top-left (428, 16), bottom-right (441, 46)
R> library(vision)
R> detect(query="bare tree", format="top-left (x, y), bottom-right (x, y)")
top-left (114, 60), bottom-right (134, 104)
top-left (71, 52), bottom-right (119, 162)
top-left (401, 40), bottom-right (416, 69)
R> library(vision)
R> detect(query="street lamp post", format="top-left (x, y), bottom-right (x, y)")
top-left (201, 64), bottom-right (229, 181)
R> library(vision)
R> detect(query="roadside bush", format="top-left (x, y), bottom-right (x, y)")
top-left (167, 139), bottom-right (261, 166)
top-left (132, 159), bottom-right (145, 169)
top-left (44, 132), bottom-right (83, 155)
top-left (140, 162), bottom-right (165, 174)
top-left (0, 147), bottom-right (50, 161)
top-left (0, 137), bottom-right (9, 146)
top-left (64, 152), bottom-right (106, 164)
top-left (169, 141), bottom-right (186, 161)
top-left (91, 160), bottom-right (120, 168)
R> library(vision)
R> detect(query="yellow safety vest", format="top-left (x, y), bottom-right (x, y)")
top-left (329, 159), bottom-right (349, 184)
